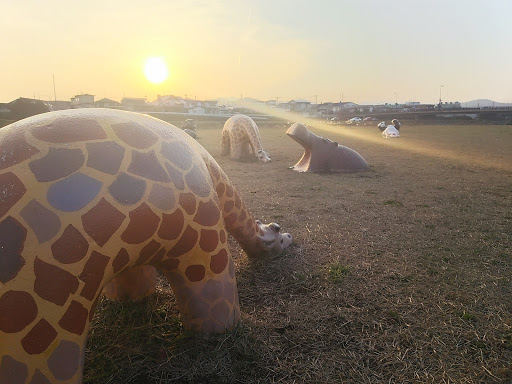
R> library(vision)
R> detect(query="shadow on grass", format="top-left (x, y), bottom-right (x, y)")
top-left (84, 294), bottom-right (261, 384)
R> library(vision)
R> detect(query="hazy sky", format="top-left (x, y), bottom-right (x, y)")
top-left (2, 0), bottom-right (511, 104)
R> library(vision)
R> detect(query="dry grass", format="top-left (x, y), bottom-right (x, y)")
top-left (84, 120), bottom-right (512, 383)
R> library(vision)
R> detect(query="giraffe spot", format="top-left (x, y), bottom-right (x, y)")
top-left (28, 147), bottom-right (85, 182)
top-left (239, 209), bottom-right (247, 222)
top-left (161, 141), bottom-right (192, 170)
top-left (47, 340), bottom-right (81, 380)
top-left (225, 184), bottom-right (233, 197)
top-left (128, 150), bottom-right (170, 182)
top-left (246, 218), bottom-right (252, 230)
top-left (200, 279), bottom-right (224, 303)
top-left (166, 225), bottom-right (198, 258)
top-left (220, 230), bottom-right (226, 243)
top-left (223, 279), bottom-right (235, 303)
top-left (223, 200), bottom-right (234, 214)
top-left (112, 248), bottom-right (130, 274)
top-left (121, 203), bottom-right (160, 244)
top-left (210, 249), bottom-right (229, 274)
top-left (28, 369), bottom-right (51, 384)
top-left (234, 193), bottom-right (242, 209)
top-left (186, 296), bottom-right (209, 318)
top-left (86, 141), bottom-right (125, 175)
top-left (31, 117), bottom-right (107, 143)
top-left (0, 290), bottom-right (38, 333)
top-left (148, 183), bottom-right (175, 211)
top-left (79, 251), bottom-right (110, 301)
top-left (185, 164), bottom-right (211, 198)
top-left (165, 162), bottom-right (185, 190)
top-left (210, 249), bottom-right (228, 274)
top-left (150, 247), bottom-right (166, 265)
top-left (0, 355), bottom-right (28, 384)
top-left (0, 172), bottom-right (26, 219)
top-left (216, 182), bottom-right (225, 197)
top-left (108, 172), bottom-right (146, 205)
top-left (21, 319), bottom-right (57, 355)
top-left (159, 257), bottom-right (179, 271)
top-left (224, 212), bottom-right (237, 228)
top-left (51, 224), bottom-right (89, 264)
top-left (179, 192), bottom-right (196, 215)
top-left (208, 161), bottom-right (221, 181)
top-left (0, 216), bottom-right (27, 284)
top-left (58, 300), bottom-right (89, 335)
top-left (20, 199), bottom-right (61, 244)
top-left (199, 229), bottom-right (219, 253)
top-left (47, 172), bottom-right (102, 212)
top-left (194, 200), bottom-right (221, 227)
top-left (34, 257), bottom-right (79, 306)
top-left (211, 300), bottom-right (231, 325)
top-left (137, 240), bottom-right (161, 264)
top-left (112, 121), bottom-right (158, 149)
top-left (0, 129), bottom-right (39, 171)
top-left (82, 198), bottom-right (126, 247)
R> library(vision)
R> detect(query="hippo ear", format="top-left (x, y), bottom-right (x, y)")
top-left (269, 223), bottom-right (281, 233)
top-left (258, 149), bottom-right (262, 153)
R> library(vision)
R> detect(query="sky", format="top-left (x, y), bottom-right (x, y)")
top-left (2, 0), bottom-right (511, 105)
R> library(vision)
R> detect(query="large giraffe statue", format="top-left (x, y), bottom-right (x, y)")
top-left (0, 109), bottom-right (292, 384)
top-left (220, 114), bottom-right (271, 162)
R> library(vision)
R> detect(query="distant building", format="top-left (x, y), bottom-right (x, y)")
top-left (71, 94), bottom-right (95, 108)
top-left (47, 100), bottom-right (72, 111)
top-left (7, 97), bottom-right (51, 119)
top-left (288, 99), bottom-right (311, 112)
top-left (95, 98), bottom-right (121, 108)
top-left (121, 97), bottom-right (147, 111)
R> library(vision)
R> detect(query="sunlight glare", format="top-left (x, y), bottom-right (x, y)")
top-left (144, 57), bottom-right (169, 84)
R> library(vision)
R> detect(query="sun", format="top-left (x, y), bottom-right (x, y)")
top-left (144, 57), bottom-right (169, 84)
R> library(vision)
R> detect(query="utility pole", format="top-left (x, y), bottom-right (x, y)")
top-left (439, 84), bottom-right (444, 109)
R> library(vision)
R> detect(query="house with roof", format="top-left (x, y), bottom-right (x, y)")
top-left (121, 97), bottom-right (147, 111)
top-left (95, 98), bottom-right (121, 108)
top-left (71, 94), bottom-right (94, 108)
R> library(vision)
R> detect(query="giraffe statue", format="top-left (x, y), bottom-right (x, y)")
top-left (0, 108), bottom-right (292, 384)
top-left (220, 114), bottom-right (271, 162)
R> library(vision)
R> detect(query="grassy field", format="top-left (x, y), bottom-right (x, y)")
top-left (84, 120), bottom-right (512, 383)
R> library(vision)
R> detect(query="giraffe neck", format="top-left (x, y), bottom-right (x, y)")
top-left (206, 157), bottom-right (262, 257)
top-left (246, 121), bottom-right (263, 154)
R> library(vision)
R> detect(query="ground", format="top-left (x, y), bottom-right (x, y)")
top-left (84, 120), bottom-right (512, 383)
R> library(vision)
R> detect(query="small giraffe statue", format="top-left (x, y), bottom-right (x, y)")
top-left (0, 109), bottom-right (292, 384)
top-left (220, 114), bottom-right (271, 162)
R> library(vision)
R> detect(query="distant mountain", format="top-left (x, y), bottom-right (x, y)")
top-left (464, 99), bottom-right (512, 108)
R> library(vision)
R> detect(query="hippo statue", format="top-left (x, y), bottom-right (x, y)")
top-left (286, 123), bottom-right (368, 172)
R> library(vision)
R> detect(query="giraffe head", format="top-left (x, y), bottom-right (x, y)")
top-left (251, 220), bottom-right (293, 258)
top-left (257, 149), bottom-right (271, 163)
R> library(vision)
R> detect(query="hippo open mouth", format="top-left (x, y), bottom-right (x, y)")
top-left (286, 123), bottom-right (312, 172)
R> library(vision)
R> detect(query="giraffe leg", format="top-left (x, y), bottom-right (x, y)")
top-left (103, 265), bottom-right (157, 301)
top-left (157, 245), bottom-right (240, 333)
top-left (220, 130), bottom-right (230, 156)
top-left (229, 135), bottom-right (243, 160)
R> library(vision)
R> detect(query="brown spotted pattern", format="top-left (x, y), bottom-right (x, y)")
top-left (0, 109), bottom-right (285, 384)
